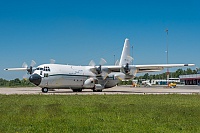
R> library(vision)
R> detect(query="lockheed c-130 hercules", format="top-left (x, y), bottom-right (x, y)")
top-left (4, 38), bottom-right (194, 93)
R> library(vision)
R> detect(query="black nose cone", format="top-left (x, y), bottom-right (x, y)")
top-left (29, 74), bottom-right (42, 86)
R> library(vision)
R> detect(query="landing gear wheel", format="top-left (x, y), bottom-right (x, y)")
top-left (78, 89), bottom-right (82, 92)
top-left (93, 89), bottom-right (102, 92)
top-left (72, 89), bottom-right (83, 92)
top-left (42, 88), bottom-right (48, 93)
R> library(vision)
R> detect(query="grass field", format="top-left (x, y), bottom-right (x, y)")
top-left (0, 94), bottom-right (200, 133)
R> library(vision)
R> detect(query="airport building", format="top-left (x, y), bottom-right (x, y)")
top-left (150, 78), bottom-right (180, 85)
top-left (179, 74), bottom-right (200, 85)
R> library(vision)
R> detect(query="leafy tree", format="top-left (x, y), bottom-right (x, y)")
top-left (0, 78), bottom-right (35, 87)
top-left (143, 73), bottom-right (149, 80)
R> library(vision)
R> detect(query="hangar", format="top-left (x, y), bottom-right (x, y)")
top-left (179, 74), bottom-right (200, 85)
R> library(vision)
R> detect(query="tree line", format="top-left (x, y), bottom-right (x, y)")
top-left (135, 68), bottom-right (198, 80)
top-left (0, 78), bottom-right (35, 87)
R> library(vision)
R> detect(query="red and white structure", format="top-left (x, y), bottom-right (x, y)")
top-left (179, 74), bottom-right (200, 85)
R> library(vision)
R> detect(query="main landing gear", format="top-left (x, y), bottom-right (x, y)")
top-left (93, 89), bottom-right (102, 92)
top-left (72, 89), bottom-right (83, 92)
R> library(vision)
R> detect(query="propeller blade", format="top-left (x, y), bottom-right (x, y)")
top-left (23, 73), bottom-right (29, 80)
top-left (30, 60), bottom-right (36, 67)
top-left (22, 62), bottom-right (28, 68)
top-left (50, 59), bottom-right (56, 64)
top-left (115, 60), bottom-right (119, 66)
top-left (101, 70), bottom-right (108, 80)
top-left (99, 58), bottom-right (107, 66)
top-left (130, 67), bottom-right (138, 76)
top-left (89, 60), bottom-right (96, 66)
top-left (127, 56), bottom-right (134, 63)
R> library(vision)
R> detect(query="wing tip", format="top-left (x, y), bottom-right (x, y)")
top-left (184, 64), bottom-right (195, 66)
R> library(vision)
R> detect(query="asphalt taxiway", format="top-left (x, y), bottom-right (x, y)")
top-left (0, 85), bottom-right (200, 95)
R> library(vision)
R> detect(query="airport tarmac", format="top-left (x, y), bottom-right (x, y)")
top-left (0, 85), bottom-right (200, 95)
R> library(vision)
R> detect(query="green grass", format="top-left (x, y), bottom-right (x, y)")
top-left (0, 95), bottom-right (200, 133)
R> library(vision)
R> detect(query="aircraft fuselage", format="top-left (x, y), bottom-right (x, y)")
top-left (31, 64), bottom-right (119, 91)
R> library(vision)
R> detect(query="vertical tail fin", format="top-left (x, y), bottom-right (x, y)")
top-left (119, 38), bottom-right (133, 66)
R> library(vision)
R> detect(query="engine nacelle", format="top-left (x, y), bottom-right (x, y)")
top-left (115, 67), bottom-right (137, 80)
top-left (83, 78), bottom-right (95, 88)
top-left (121, 64), bottom-right (138, 77)
top-left (121, 63), bottom-right (130, 74)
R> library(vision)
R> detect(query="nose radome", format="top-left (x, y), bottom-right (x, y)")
top-left (29, 74), bottom-right (41, 86)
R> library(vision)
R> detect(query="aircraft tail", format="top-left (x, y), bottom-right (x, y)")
top-left (119, 38), bottom-right (133, 66)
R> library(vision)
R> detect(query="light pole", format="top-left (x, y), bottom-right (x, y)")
top-left (166, 29), bottom-right (169, 85)
top-left (131, 45), bottom-right (133, 65)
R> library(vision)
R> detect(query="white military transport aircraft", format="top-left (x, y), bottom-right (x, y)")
top-left (4, 38), bottom-right (194, 93)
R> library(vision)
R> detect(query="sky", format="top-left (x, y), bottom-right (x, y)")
top-left (0, 0), bottom-right (200, 80)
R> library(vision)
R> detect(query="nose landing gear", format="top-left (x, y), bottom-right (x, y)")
top-left (42, 88), bottom-right (48, 93)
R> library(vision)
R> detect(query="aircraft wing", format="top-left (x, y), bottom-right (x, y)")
top-left (4, 68), bottom-right (28, 71)
top-left (104, 64), bottom-right (195, 73)
top-left (133, 64), bottom-right (195, 73)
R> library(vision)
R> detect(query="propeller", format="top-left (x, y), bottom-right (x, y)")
top-left (121, 63), bottom-right (138, 77)
top-left (89, 58), bottom-right (109, 79)
top-left (23, 60), bottom-right (36, 75)
top-left (21, 60), bottom-right (36, 80)
top-left (120, 55), bottom-right (134, 74)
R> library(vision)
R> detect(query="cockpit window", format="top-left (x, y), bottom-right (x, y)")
top-left (36, 67), bottom-right (50, 71)
top-left (36, 67), bottom-right (43, 70)
top-left (44, 66), bottom-right (50, 71)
